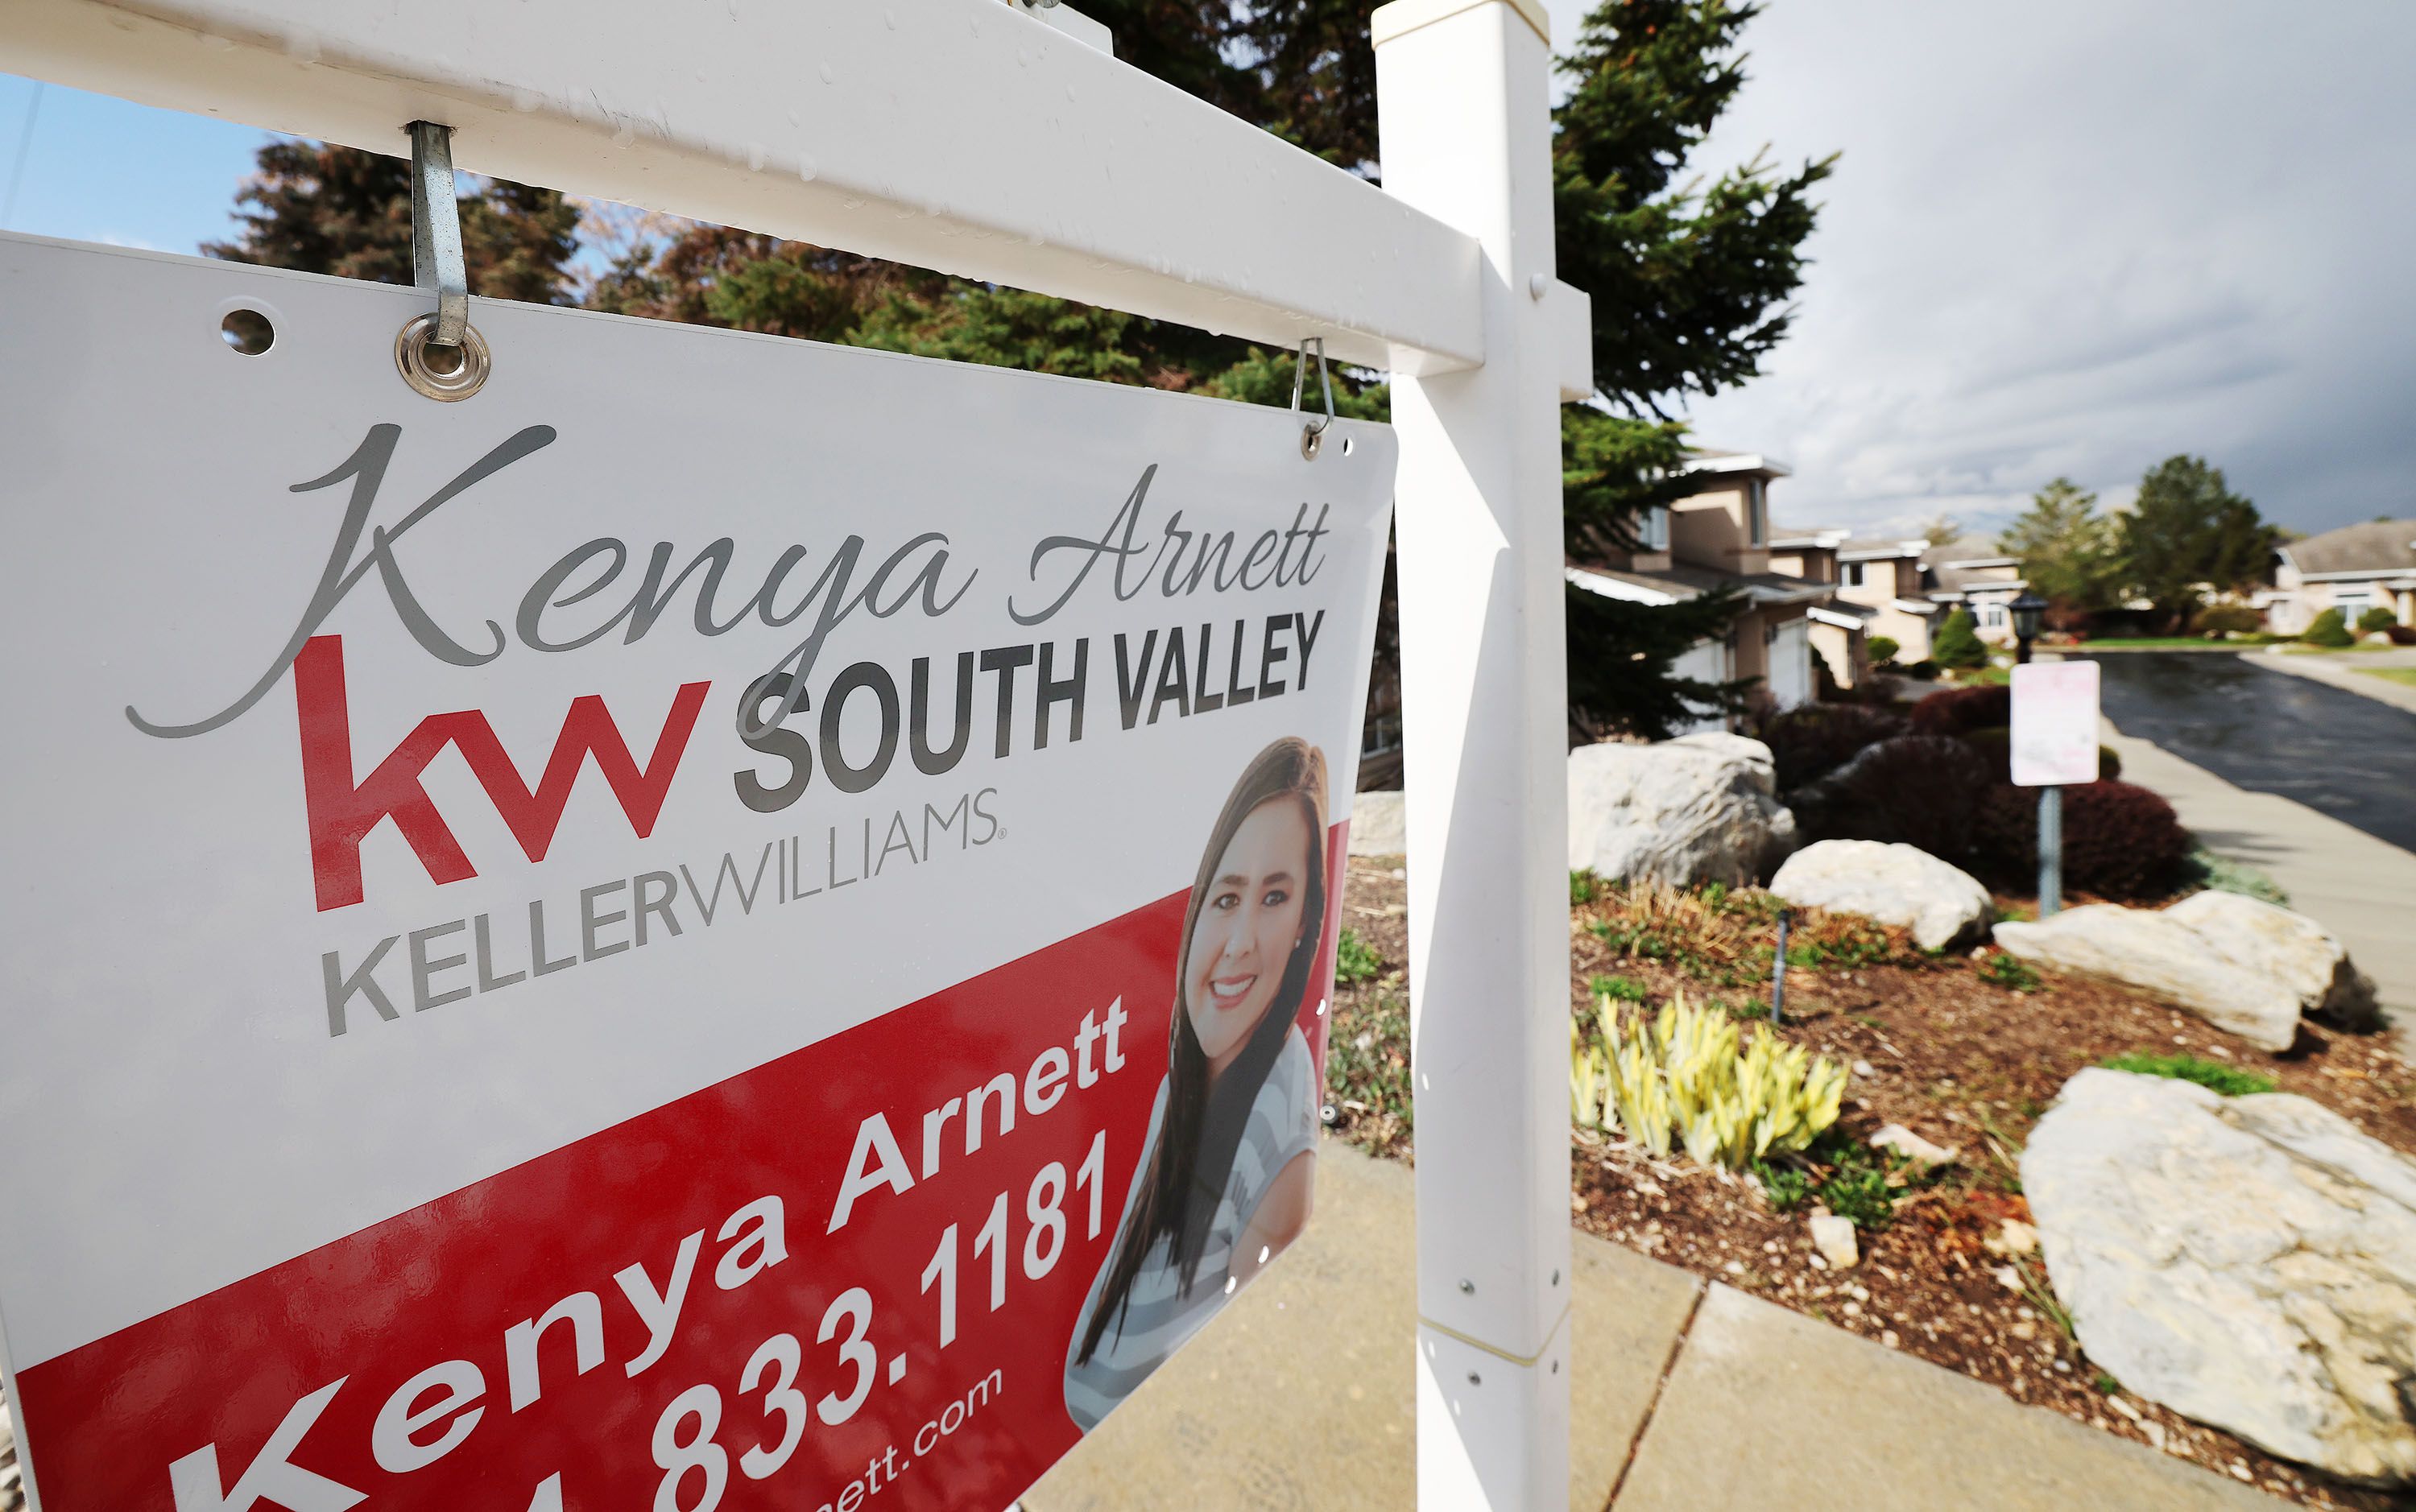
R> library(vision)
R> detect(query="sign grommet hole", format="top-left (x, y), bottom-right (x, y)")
top-left (220, 309), bottom-right (274, 356)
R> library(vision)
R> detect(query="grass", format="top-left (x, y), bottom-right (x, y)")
top-left (1334, 927), bottom-right (1382, 985)
top-left (2077, 634), bottom-right (2283, 651)
top-left (2101, 1052), bottom-right (2274, 1097)
top-left (2359, 667), bottom-right (2416, 688)
top-left (1570, 869), bottom-right (1601, 906)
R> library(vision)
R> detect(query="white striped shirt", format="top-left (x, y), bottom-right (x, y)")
top-left (1062, 1027), bottom-right (1318, 1431)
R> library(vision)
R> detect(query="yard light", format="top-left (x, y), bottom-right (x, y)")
top-left (2009, 590), bottom-right (2049, 663)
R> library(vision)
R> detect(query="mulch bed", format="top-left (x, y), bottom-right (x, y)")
top-left (1324, 855), bottom-right (2416, 1510)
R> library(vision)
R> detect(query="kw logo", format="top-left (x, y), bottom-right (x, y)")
top-left (296, 635), bottom-right (709, 911)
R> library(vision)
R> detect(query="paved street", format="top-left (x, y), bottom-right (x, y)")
top-left (2077, 651), bottom-right (2416, 853)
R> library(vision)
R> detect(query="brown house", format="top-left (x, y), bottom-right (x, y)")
top-left (1567, 452), bottom-right (1847, 726)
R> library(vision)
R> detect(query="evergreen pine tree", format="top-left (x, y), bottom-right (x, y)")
top-left (1930, 609), bottom-right (1988, 670)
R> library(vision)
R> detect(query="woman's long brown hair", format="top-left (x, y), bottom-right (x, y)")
top-left (1075, 737), bottom-right (1329, 1366)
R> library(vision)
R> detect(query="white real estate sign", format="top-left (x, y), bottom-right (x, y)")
top-left (2009, 660), bottom-right (2102, 787)
top-left (0, 233), bottom-right (1396, 1511)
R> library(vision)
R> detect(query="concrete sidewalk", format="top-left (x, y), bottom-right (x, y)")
top-left (2253, 647), bottom-right (2416, 717)
top-left (1022, 1145), bottom-right (2275, 1511)
top-left (2103, 718), bottom-right (2416, 1040)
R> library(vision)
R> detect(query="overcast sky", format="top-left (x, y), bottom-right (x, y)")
top-left (6, 3), bottom-right (2413, 539)
top-left (1531, 0), bottom-right (2416, 539)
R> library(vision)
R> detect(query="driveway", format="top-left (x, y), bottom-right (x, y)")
top-left (2075, 651), bottom-right (2416, 854)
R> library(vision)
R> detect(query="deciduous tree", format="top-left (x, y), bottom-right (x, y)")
top-left (2120, 456), bottom-right (2277, 632)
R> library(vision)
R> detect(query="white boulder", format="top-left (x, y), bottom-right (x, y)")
top-left (2024, 1068), bottom-right (2416, 1484)
top-left (1992, 904), bottom-right (2302, 1051)
top-left (2166, 889), bottom-right (2381, 1030)
top-left (1567, 733), bottom-right (1797, 889)
top-left (1768, 840), bottom-right (1993, 952)
top-left (1347, 791), bottom-right (1407, 857)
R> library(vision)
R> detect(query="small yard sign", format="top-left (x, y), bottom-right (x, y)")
top-left (0, 236), bottom-right (1395, 1511)
top-left (2010, 660), bottom-right (2103, 787)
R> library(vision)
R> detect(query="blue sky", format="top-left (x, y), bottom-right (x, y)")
top-left (12, 1), bottom-right (2416, 540)
top-left (0, 75), bottom-right (275, 252)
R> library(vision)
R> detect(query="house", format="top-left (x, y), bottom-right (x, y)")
top-left (2262, 518), bottom-right (2416, 634)
top-left (1566, 452), bottom-right (1844, 725)
top-left (1922, 536), bottom-right (2028, 643)
top-left (1773, 527), bottom-right (1930, 668)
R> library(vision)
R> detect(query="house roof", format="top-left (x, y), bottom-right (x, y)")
top-left (1681, 449), bottom-right (1793, 481)
top-left (1566, 561), bottom-right (1831, 608)
top-left (2281, 518), bottom-right (2416, 578)
top-left (1838, 536), bottom-right (1927, 560)
top-left (1925, 535), bottom-right (2022, 593)
top-left (1770, 523), bottom-right (1851, 550)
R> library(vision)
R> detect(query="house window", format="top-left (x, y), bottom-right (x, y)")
top-left (1641, 506), bottom-right (1669, 552)
top-left (1842, 561), bottom-right (1866, 588)
top-left (1747, 480), bottom-right (1769, 546)
top-left (1978, 601), bottom-right (2009, 630)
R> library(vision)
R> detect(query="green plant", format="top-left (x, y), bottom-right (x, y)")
top-left (1909, 684), bottom-right (2011, 736)
top-left (1325, 992), bottom-right (1413, 1155)
top-left (1930, 609), bottom-right (1989, 670)
top-left (2102, 1053), bottom-right (2274, 1097)
top-left (1785, 915), bottom-right (1896, 969)
top-left (1756, 703), bottom-right (1908, 792)
top-left (1570, 869), bottom-right (1600, 907)
top-left (2302, 607), bottom-right (2353, 648)
top-left (1980, 952), bottom-right (2042, 993)
top-left (2094, 1372), bottom-right (2123, 1396)
top-left (2357, 605), bottom-right (2397, 634)
top-left (1813, 1139), bottom-right (1903, 1232)
top-left (1866, 634), bottom-right (1901, 664)
top-left (1751, 1155), bottom-right (1813, 1212)
top-left (1570, 993), bottom-right (1845, 1169)
top-left (1790, 735), bottom-right (1994, 861)
top-left (2183, 845), bottom-right (2289, 906)
top-left (2191, 601), bottom-right (2263, 637)
top-left (1591, 973), bottom-right (1648, 1003)
top-left (1335, 928), bottom-right (1382, 985)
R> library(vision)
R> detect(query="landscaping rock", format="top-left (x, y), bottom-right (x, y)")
top-left (2166, 889), bottom-right (2382, 1031)
top-left (1768, 839), bottom-right (1992, 951)
top-left (2024, 1067), bottom-right (2416, 1485)
top-left (1347, 791), bottom-right (1407, 857)
top-left (1566, 733), bottom-right (1797, 889)
top-left (1869, 1124), bottom-right (1959, 1172)
top-left (1990, 905), bottom-right (2302, 1052)
top-left (1808, 1212), bottom-right (1859, 1270)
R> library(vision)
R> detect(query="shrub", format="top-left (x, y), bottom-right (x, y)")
top-left (1909, 684), bottom-right (2011, 737)
top-left (1335, 927), bottom-right (1381, 985)
top-left (2191, 601), bottom-right (2263, 636)
top-left (2390, 625), bottom-right (2416, 646)
top-left (1570, 993), bottom-right (1846, 1168)
top-left (1758, 703), bottom-right (1909, 792)
top-left (1903, 659), bottom-right (1942, 680)
top-left (1931, 609), bottom-right (1988, 669)
top-left (1975, 780), bottom-right (2191, 899)
top-left (2302, 608), bottom-right (2353, 647)
top-left (1790, 735), bottom-right (1994, 861)
top-left (1958, 726), bottom-right (2120, 784)
top-left (2357, 605), bottom-right (2398, 634)
top-left (1866, 634), bottom-right (1901, 664)
top-left (2102, 1053), bottom-right (2273, 1097)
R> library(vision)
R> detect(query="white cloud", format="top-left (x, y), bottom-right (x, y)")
top-left (1537, 0), bottom-right (2416, 538)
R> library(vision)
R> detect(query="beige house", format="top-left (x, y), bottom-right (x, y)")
top-left (1568, 453), bottom-right (1844, 725)
top-left (1771, 527), bottom-right (2029, 664)
top-left (2262, 518), bottom-right (2416, 634)
top-left (1923, 536), bottom-right (2027, 644)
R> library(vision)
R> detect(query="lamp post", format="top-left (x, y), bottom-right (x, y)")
top-left (2009, 590), bottom-right (2049, 664)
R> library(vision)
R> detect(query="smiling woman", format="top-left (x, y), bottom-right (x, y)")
top-left (1062, 736), bottom-right (1329, 1431)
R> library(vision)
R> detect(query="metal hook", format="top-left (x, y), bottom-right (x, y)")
top-left (1290, 336), bottom-right (1334, 461)
top-left (407, 121), bottom-right (468, 349)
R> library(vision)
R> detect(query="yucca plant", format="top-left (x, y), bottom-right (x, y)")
top-left (1571, 992), bottom-right (1845, 1170)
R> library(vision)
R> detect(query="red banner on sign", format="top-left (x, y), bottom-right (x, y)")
top-left (18, 827), bottom-right (1342, 1512)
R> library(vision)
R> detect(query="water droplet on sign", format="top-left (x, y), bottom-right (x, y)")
top-left (883, 3), bottom-right (897, 27)
top-left (819, 61), bottom-right (834, 83)
top-left (798, 155), bottom-right (818, 182)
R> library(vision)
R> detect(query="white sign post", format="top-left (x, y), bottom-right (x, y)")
top-left (1, 0), bottom-right (1592, 1505)
top-left (2010, 660), bottom-right (2102, 918)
